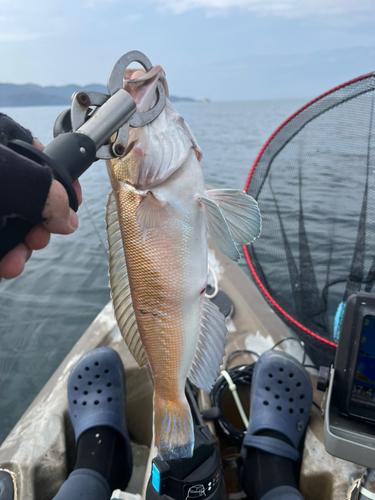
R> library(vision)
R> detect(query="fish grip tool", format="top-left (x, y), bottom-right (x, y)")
top-left (146, 384), bottom-right (227, 500)
top-left (0, 50), bottom-right (166, 260)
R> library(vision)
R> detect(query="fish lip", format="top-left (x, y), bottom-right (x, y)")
top-left (123, 65), bottom-right (169, 105)
top-left (125, 140), bottom-right (136, 156)
top-left (128, 72), bottom-right (158, 87)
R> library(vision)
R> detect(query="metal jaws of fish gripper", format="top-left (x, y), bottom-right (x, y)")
top-left (66, 50), bottom-right (166, 161)
top-left (0, 51), bottom-right (166, 261)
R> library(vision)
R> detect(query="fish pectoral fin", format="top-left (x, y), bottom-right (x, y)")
top-left (135, 191), bottom-right (170, 240)
top-left (199, 195), bottom-right (241, 261)
top-left (106, 191), bottom-right (148, 367)
top-left (188, 298), bottom-right (227, 393)
top-left (206, 189), bottom-right (261, 245)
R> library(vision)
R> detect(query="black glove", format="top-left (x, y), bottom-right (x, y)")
top-left (0, 113), bottom-right (33, 147)
top-left (0, 116), bottom-right (52, 259)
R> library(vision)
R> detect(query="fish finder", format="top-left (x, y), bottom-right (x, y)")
top-left (323, 292), bottom-right (375, 468)
top-left (334, 293), bottom-right (375, 422)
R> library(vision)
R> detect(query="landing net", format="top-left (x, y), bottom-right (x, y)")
top-left (245, 73), bottom-right (375, 366)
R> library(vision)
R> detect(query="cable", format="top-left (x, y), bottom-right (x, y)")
top-left (210, 351), bottom-right (256, 446)
top-left (271, 336), bottom-right (307, 365)
top-left (209, 340), bottom-right (319, 446)
top-left (225, 350), bottom-right (260, 370)
top-left (206, 263), bottom-right (219, 299)
top-left (312, 401), bottom-right (322, 411)
top-left (220, 370), bottom-right (249, 429)
top-left (304, 364), bottom-right (319, 371)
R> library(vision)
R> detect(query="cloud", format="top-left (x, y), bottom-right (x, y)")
top-left (0, 31), bottom-right (45, 42)
top-left (0, 15), bottom-right (50, 42)
top-left (82, 0), bottom-right (118, 7)
top-left (123, 13), bottom-right (143, 22)
top-left (152, 0), bottom-right (375, 19)
top-left (213, 46), bottom-right (375, 70)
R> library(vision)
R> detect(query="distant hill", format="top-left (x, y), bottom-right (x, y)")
top-left (0, 83), bottom-right (198, 107)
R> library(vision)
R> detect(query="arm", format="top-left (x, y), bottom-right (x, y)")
top-left (0, 115), bottom-right (81, 281)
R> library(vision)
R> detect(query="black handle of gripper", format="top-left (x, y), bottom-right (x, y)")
top-left (0, 133), bottom-right (97, 261)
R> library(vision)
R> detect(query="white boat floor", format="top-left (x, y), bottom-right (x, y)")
top-left (0, 243), bottom-right (365, 500)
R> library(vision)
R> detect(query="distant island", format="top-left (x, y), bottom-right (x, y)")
top-left (0, 83), bottom-right (199, 107)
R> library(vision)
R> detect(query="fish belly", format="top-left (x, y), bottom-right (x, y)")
top-left (115, 158), bottom-right (207, 460)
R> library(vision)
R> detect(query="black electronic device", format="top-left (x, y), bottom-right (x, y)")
top-left (333, 292), bottom-right (375, 423)
top-left (322, 292), bottom-right (375, 469)
top-left (145, 384), bottom-right (227, 500)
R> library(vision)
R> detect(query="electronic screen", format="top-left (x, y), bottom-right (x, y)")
top-left (351, 315), bottom-right (375, 407)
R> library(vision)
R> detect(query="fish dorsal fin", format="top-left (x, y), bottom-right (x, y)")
top-left (188, 298), bottom-right (227, 393)
top-left (206, 189), bottom-right (262, 245)
top-left (106, 191), bottom-right (148, 367)
top-left (200, 196), bottom-right (241, 262)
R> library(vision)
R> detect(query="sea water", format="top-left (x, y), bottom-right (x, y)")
top-left (0, 99), bottom-right (306, 444)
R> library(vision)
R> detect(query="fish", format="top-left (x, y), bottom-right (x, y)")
top-left (105, 65), bottom-right (261, 461)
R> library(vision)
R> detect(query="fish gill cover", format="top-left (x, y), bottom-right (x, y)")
top-left (245, 73), bottom-right (375, 367)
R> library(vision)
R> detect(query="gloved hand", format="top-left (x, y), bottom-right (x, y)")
top-left (0, 115), bottom-right (82, 281)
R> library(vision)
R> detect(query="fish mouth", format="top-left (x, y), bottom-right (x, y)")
top-left (123, 65), bottom-right (169, 113)
top-left (125, 140), bottom-right (136, 156)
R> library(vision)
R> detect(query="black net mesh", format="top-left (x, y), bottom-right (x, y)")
top-left (245, 73), bottom-right (375, 367)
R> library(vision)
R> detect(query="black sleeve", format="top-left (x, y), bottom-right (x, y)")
top-left (0, 114), bottom-right (52, 225)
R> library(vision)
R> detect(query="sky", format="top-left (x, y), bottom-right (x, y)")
top-left (0, 0), bottom-right (375, 101)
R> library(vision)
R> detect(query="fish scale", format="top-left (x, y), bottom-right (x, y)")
top-left (115, 186), bottom-right (188, 398)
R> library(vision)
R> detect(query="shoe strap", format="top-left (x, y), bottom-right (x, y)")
top-left (243, 435), bottom-right (300, 462)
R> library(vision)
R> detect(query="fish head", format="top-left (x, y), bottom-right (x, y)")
top-left (106, 64), bottom-right (202, 193)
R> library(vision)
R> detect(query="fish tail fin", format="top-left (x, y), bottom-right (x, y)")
top-left (154, 394), bottom-right (194, 461)
top-left (199, 189), bottom-right (261, 262)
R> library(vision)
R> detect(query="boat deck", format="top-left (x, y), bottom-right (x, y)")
top-left (0, 243), bottom-right (364, 499)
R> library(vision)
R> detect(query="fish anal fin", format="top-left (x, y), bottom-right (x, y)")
top-left (106, 191), bottom-right (148, 367)
top-left (135, 191), bottom-right (170, 240)
top-left (199, 195), bottom-right (240, 261)
top-left (188, 298), bottom-right (227, 393)
top-left (206, 189), bottom-right (261, 245)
